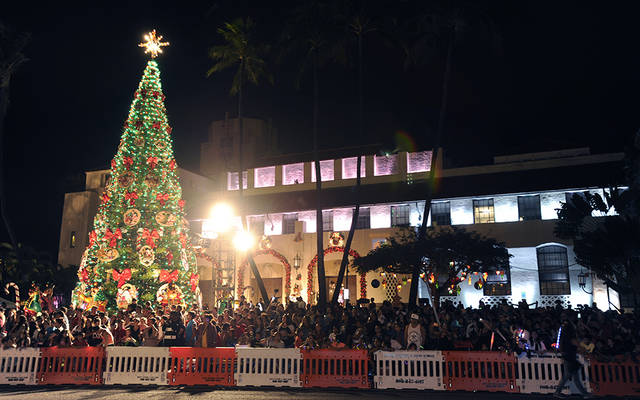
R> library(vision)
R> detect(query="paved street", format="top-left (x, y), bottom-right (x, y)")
top-left (0, 387), bottom-right (616, 400)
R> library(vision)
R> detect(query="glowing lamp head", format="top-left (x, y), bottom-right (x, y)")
top-left (233, 230), bottom-right (254, 252)
top-left (208, 203), bottom-right (235, 233)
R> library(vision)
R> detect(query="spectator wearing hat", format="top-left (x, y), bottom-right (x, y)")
top-left (405, 314), bottom-right (425, 350)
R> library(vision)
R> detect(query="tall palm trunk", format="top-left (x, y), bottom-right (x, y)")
top-left (408, 17), bottom-right (456, 310)
top-left (237, 59), bottom-right (269, 305)
top-left (313, 48), bottom-right (327, 309)
top-left (332, 30), bottom-right (364, 304)
top-left (0, 80), bottom-right (19, 257)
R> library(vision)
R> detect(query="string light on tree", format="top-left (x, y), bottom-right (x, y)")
top-left (138, 30), bottom-right (170, 58)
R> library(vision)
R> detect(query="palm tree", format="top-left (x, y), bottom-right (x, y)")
top-left (0, 23), bottom-right (28, 259)
top-left (207, 17), bottom-right (273, 305)
top-left (330, 1), bottom-right (376, 304)
top-left (281, 0), bottom-right (338, 309)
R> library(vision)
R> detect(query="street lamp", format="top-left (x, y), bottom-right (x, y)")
top-left (208, 203), bottom-right (235, 233)
top-left (578, 270), bottom-right (593, 294)
top-left (233, 230), bottom-right (255, 252)
top-left (293, 253), bottom-right (301, 270)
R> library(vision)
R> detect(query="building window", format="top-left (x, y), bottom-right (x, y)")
top-left (473, 199), bottom-right (495, 224)
top-left (431, 202), bottom-right (451, 226)
top-left (311, 160), bottom-right (335, 182)
top-left (249, 216), bottom-right (265, 236)
top-left (70, 231), bottom-right (77, 248)
top-left (407, 151), bottom-right (432, 173)
top-left (391, 205), bottom-right (410, 227)
top-left (254, 166), bottom-right (276, 188)
top-left (483, 264), bottom-right (512, 296)
top-left (227, 171), bottom-right (248, 190)
top-left (374, 154), bottom-right (399, 176)
top-left (518, 195), bottom-right (541, 221)
top-left (537, 244), bottom-right (571, 295)
top-left (322, 210), bottom-right (333, 232)
top-left (283, 163), bottom-right (304, 185)
top-left (356, 208), bottom-right (370, 229)
top-left (341, 157), bottom-right (366, 179)
top-left (283, 214), bottom-right (297, 234)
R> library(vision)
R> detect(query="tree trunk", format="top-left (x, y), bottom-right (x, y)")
top-left (237, 59), bottom-right (268, 305)
top-left (0, 81), bottom-right (19, 257)
top-left (313, 48), bottom-right (327, 310)
top-left (332, 31), bottom-right (364, 305)
top-left (409, 16), bottom-right (456, 310)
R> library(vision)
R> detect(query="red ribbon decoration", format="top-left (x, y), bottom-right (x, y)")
top-left (125, 191), bottom-right (138, 206)
top-left (179, 232), bottom-right (187, 248)
top-left (167, 126), bottom-right (172, 134)
top-left (146, 156), bottom-right (159, 169)
top-left (152, 121), bottom-right (161, 130)
top-left (140, 228), bottom-right (160, 248)
top-left (167, 251), bottom-right (174, 265)
top-left (101, 192), bottom-right (110, 204)
top-left (89, 231), bottom-right (97, 247)
top-left (190, 273), bottom-right (199, 292)
top-left (111, 159), bottom-right (116, 169)
top-left (156, 193), bottom-right (170, 206)
top-left (80, 269), bottom-right (88, 283)
top-left (169, 159), bottom-right (176, 171)
top-left (112, 269), bottom-right (132, 288)
top-left (159, 269), bottom-right (179, 283)
top-left (104, 228), bottom-right (122, 248)
top-left (123, 156), bottom-right (133, 169)
top-left (178, 199), bottom-right (185, 210)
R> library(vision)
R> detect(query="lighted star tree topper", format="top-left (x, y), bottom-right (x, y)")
top-left (71, 31), bottom-right (200, 311)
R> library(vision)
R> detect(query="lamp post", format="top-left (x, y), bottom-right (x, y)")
top-left (578, 270), bottom-right (593, 295)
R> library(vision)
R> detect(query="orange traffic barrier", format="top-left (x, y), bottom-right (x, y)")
top-left (37, 347), bottom-right (104, 385)
top-left (301, 349), bottom-right (369, 389)
top-left (588, 358), bottom-right (640, 397)
top-left (168, 347), bottom-right (236, 386)
top-left (443, 351), bottom-right (518, 393)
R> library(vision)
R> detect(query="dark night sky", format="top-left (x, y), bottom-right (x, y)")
top-left (2, 1), bottom-right (640, 257)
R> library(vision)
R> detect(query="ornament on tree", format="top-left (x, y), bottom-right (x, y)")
top-left (178, 199), bottom-right (185, 210)
top-left (104, 228), bottom-right (122, 247)
top-left (138, 245), bottom-right (155, 266)
top-left (118, 171), bottom-right (135, 188)
top-left (146, 156), bottom-right (159, 169)
top-left (144, 173), bottom-right (160, 188)
top-left (123, 156), bottom-right (134, 169)
top-left (125, 191), bottom-right (139, 206)
top-left (123, 209), bottom-right (141, 226)
top-left (156, 283), bottom-right (183, 306)
top-left (159, 269), bottom-right (179, 283)
top-left (116, 284), bottom-right (138, 309)
top-left (97, 247), bottom-right (119, 262)
top-left (139, 228), bottom-right (160, 248)
top-left (156, 193), bottom-right (170, 206)
top-left (112, 268), bottom-right (132, 288)
top-left (169, 159), bottom-right (176, 170)
top-left (190, 273), bottom-right (199, 292)
top-left (89, 231), bottom-right (97, 246)
top-left (134, 137), bottom-right (145, 147)
top-left (155, 210), bottom-right (176, 227)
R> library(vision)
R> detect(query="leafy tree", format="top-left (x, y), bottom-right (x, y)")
top-left (0, 23), bottom-right (29, 258)
top-left (353, 227), bottom-right (510, 310)
top-left (207, 18), bottom-right (273, 304)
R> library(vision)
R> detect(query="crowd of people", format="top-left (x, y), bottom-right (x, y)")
top-left (0, 296), bottom-right (637, 362)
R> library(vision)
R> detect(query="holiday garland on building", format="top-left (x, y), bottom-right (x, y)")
top-left (71, 32), bottom-right (199, 311)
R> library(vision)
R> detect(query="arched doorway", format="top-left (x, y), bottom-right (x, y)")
top-left (237, 249), bottom-right (292, 303)
top-left (306, 246), bottom-right (366, 303)
top-left (195, 250), bottom-right (221, 309)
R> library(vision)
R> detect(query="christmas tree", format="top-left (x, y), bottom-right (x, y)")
top-left (71, 31), bottom-right (199, 311)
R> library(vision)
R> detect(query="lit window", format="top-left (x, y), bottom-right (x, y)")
top-left (311, 160), bottom-right (334, 182)
top-left (483, 264), bottom-right (512, 296)
top-left (322, 210), bottom-right (333, 232)
top-left (473, 199), bottom-right (495, 224)
top-left (374, 154), bottom-right (399, 176)
top-left (518, 195), bottom-right (541, 221)
top-left (283, 163), bottom-right (304, 185)
top-left (391, 205), bottom-right (410, 227)
top-left (70, 231), bottom-right (77, 248)
top-left (407, 151), bottom-right (432, 173)
top-left (254, 166), bottom-right (276, 188)
top-left (537, 244), bottom-right (571, 295)
top-left (431, 202), bottom-right (451, 226)
top-left (227, 171), bottom-right (248, 190)
top-left (341, 157), bottom-right (366, 179)
top-left (356, 208), bottom-right (370, 229)
top-left (282, 214), bottom-right (298, 234)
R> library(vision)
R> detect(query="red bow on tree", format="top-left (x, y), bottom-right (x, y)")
top-left (169, 159), bottom-right (176, 171)
top-left (167, 251), bottom-right (174, 265)
top-left (102, 192), bottom-right (110, 204)
top-left (104, 228), bottom-right (122, 248)
top-left (167, 126), bottom-right (172, 134)
top-left (123, 156), bottom-right (133, 169)
top-left (156, 193), bottom-right (170, 206)
top-left (159, 269), bottom-right (179, 283)
top-left (89, 230), bottom-right (97, 246)
top-left (112, 269), bottom-right (132, 288)
top-left (135, 120), bottom-right (144, 128)
top-left (152, 121), bottom-right (161, 130)
top-left (111, 159), bottom-right (117, 169)
top-left (80, 269), bottom-right (88, 283)
top-left (125, 191), bottom-right (138, 206)
top-left (178, 199), bottom-right (185, 210)
top-left (190, 273), bottom-right (199, 292)
top-left (153, 91), bottom-right (160, 98)
top-left (146, 157), bottom-right (159, 169)
top-left (140, 228), bottom-right (160, 248)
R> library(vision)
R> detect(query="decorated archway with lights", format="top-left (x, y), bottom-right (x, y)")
top-left (307, 246), bottom-right (366, 303)
top-left (237, 248), bottom-right (292, 300)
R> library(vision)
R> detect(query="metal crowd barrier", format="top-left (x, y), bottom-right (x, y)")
top-left (0, 346), bottom-right (637, 396)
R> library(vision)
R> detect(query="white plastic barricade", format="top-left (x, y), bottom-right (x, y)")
top-left (236, 347), bottom-right (302, 387)
top-left (516, 354), bottom-right (591, 395)
top-left (104, 346), bottom-right (169, 385)
top-left (0, 348), bottom-right (40, 385)
top-left (375, 350), bottom-right (445, 390)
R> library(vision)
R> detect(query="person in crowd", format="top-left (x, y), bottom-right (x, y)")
top-left (404, 314), bottom-right (425, 350)
top-left (553, 319), bottom-right (592, 398)
top-left (195, 313), bottom-right (218, 348)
